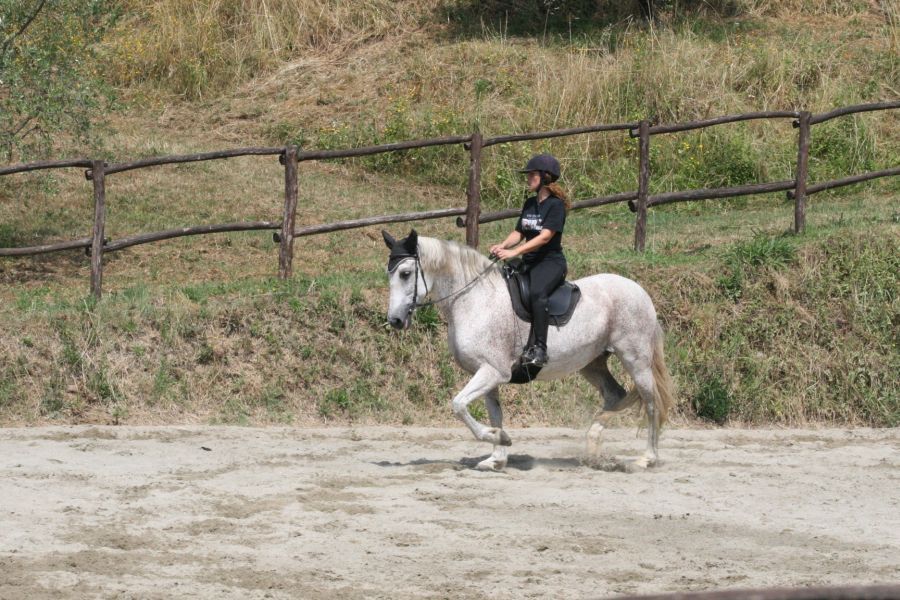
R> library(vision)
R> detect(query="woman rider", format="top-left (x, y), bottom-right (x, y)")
top-left (490, 153), bottom-right (570, 367)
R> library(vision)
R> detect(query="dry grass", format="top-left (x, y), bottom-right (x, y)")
top-left (171, 2), bottom-right (894, 207)
top-left (106, 0), bottom-right (440, 98)
top-left (1, 0), bottom-right (897, 427)
top-left (1, 129), bottom-right (896, 427)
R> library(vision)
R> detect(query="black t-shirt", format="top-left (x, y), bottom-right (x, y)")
top-left (515, 195), bottom-right (566, 264)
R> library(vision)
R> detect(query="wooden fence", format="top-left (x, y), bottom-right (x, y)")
top-left (1, 100), bottom-right (898, 298)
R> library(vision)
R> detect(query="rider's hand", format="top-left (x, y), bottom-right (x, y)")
top-left (494, 247), bottom-right (518, 261)
top-left (489, 244), bottom-right (504, 257)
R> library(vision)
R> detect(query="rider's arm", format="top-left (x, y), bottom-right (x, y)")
top-left (490, 231), bottom-right (523, 256)
top-left (505, 229), bottom-right (554, 257)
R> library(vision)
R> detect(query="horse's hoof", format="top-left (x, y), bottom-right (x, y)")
top-left (498, 430), bottom-right (512, 447)
top-left (624, 461), bottom-right (646, 474)
top-left (585, 424), bottom-right (603, 456)
top-left (625, 455), bottom-right (656, 473)
top-left (476, 457), bottom-right (507, 471)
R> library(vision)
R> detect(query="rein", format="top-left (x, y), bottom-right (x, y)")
top-left (389, 251), bottom-right (500, 317)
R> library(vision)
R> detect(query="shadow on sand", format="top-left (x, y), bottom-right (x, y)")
top-left (374, 454), bottom-right (630, 472)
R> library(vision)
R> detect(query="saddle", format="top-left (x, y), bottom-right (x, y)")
top-left (502, 262), bottom-right (581, 327)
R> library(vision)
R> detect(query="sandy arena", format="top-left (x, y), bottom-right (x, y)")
top-left (0, 426), bottom-right (897, 599)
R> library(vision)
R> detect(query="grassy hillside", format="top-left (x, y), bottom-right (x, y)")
top-left (103, 0), bottom-right (899, 206)
top-left (0, 0), bottom-right (897, 427)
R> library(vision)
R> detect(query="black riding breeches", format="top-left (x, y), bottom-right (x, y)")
top-left (526, 258), bottom-right (567, 350)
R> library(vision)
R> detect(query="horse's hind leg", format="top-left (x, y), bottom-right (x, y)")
top-left (581, 352), bottom-right (640, 457)
top-left (476, 388), bottom-right (508, 472)
top-left (614, 344), bottom-right (664, 469)
top-left (628, 363), bottom-right (660, 469)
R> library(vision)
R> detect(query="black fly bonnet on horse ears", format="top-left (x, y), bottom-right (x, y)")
top-left (383, 229), bottom-right (419, 272)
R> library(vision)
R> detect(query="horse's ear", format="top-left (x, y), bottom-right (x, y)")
top-left (381, 230), bottom-right (397, 249)
top-left (403, 229), bottom-right (418, 254)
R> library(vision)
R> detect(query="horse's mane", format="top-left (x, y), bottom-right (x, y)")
top-left (417, 237), bottom-right (501, 284)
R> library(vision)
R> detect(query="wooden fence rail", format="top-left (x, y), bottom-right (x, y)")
top-left (0, 158), bottom-right (94, 177)
top-left (788, 165), bottom-right (900, 198)
top-left (629, 111), bottom-right (800, 137)
top-left (90, 147), bottom-right (284, 179)
top-left (483, 122), bottom-right (637, 148)
top-left (456, 191), bottom-right (639, 227)
top-left (808, 99), bottom-right (900, 125)
top-left (103, 222), bottom-right (281, 253)
top-left (295, 135), bottom-right (472, 162)
top-left (1, 101), bottom-right (897, 298)
top-left (273, 208), bottom-right (468, 243)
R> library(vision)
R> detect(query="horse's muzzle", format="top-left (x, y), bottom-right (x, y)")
top-left (389, 315), bottom-right (410, 330)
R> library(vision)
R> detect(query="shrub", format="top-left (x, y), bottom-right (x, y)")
top-left (0, 0), bottom-right (118, 160)
top-left (692, 374), bottom-right (732, 424)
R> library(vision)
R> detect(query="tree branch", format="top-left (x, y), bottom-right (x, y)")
top-left (11, 115), bottom-right (35, 138)
top-left (0, 0), bottom-right (48, 58)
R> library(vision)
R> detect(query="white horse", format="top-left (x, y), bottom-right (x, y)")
top-left (383, 229), bottom-right (675, 472)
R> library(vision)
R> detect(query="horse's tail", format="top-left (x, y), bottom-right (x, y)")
top-left (649, 322), bottom-right (676, 426)
top-left (619, 323), bottom-right (676, 426)
top-left (625, 321), bottom-right (676, 425)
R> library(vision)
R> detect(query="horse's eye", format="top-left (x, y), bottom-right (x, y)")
top-left (399, 271), bottom-right (411, 280)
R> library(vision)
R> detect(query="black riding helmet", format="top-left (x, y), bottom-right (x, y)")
top-left (519, 153), bottom-right (561, 184)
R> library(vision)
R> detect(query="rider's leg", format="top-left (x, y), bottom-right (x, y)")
top-left (524, 259), bottom-right (566, 364)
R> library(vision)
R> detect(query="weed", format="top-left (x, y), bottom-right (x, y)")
top-left (258, 384), bottom-right (290, 421)
top-left (59, 334), bottom-right (83, 372)
top-left (0, 375), bottom-right (18, 408)
top-left (319, 388), bottom-right (351, 418)
top-left (413, 305), bottom-right (441, 332)
top-left (15, 287), bottom-right (52, 312)
top-left (438, 355), bottom-right (458, 391)
top-left (692, 375), bottom-right (733, 424)
top-left (809, 116), bottom-right (876, 187)
top-left (219, 396), bottom-right (251, 426)
top-left (718, 233), bottom-right (796, 300)
top-left (152, 359), bottom-right (177, 403)
top-left (468, 400), bottom-right (487, 423)
top-left (405, 383), bottom-right (424, 403)
top-left (40, 374), bottom-right (66, 417)
top-left (88, 364), bottom-right (122, 405)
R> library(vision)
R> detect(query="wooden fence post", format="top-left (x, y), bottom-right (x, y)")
top-left (465, 131), bottom-right (483, 248)
top-left (279, 146), bottom-right (299, 279)
top-left (793, 111), bottom-right (811, 234)
top-left (90, 160), bottom-right (106, 299)
top-left (633, 119), bottom-right (651, 252)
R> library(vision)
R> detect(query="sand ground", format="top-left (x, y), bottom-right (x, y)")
top-left (0, 426), bottom-right (898, 599)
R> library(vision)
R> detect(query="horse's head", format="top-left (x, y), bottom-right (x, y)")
top-left (382, 229), bottom-right (427, 330)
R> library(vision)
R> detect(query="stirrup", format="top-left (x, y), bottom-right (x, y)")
top-left (520, 346), bottom-right (548, 367)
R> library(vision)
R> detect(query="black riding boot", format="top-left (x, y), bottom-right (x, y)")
top-left (522, 298), bottom-right (550, 367)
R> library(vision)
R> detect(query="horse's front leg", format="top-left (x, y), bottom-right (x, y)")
top-left (475, 388), bottom-right (508, 472)
top-left (451, 366), bottom-right (511, 450)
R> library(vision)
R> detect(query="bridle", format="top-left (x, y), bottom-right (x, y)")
top-left (388, 249), bottom-right (500, 319)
